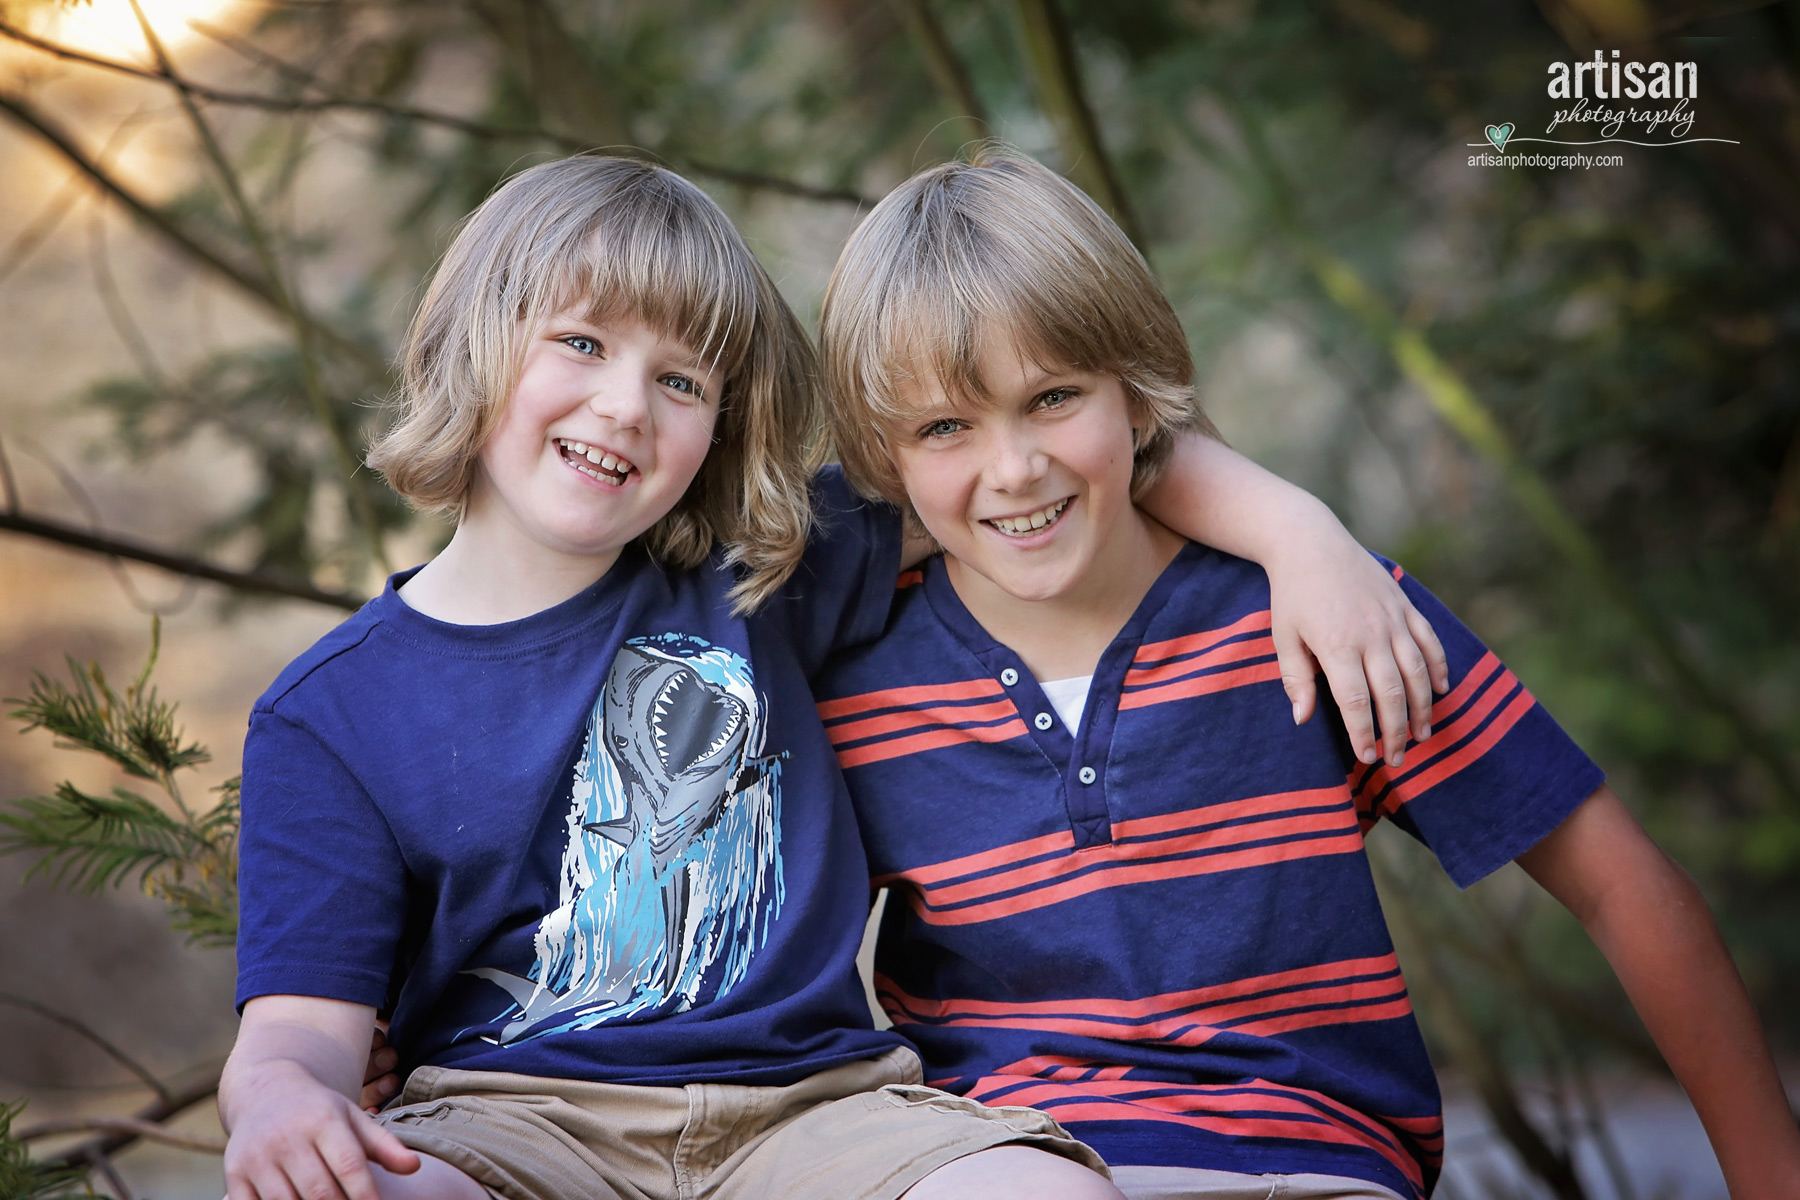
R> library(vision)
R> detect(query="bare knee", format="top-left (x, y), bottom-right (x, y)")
top-left (902, 1144), bottom-right (1124, 1200)
top-left (369, 1153), bottom-right (490, 1200)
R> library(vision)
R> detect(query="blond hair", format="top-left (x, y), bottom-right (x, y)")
top-left (368, 156), bottom-right (819, 610)
top-left (820, 144), bottom-right (1214, 508)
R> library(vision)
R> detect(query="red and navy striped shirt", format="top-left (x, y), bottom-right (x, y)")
top-left (815, 544), bottom-right (1603, 1198)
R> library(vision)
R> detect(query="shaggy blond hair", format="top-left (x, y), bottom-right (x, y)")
top-left (820, 144), bottom-right (1214, 508)
top-left (367, 156), bottom-right (820, 610)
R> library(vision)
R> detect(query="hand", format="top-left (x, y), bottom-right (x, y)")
top-left (1265, 539), bottom-right (1448, 768)
top-left (224, 1062), bottom-right (419, 1200)
top-left (360, 1023), bottom-right (401, 1114)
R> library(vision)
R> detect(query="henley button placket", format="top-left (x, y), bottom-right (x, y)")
top-left (1078, 766), bottom-right (1097, 785)
top-left (1000, 668), bottom-right (1019, 686)
top-left (1034, 712), bottom-right (1054, 731)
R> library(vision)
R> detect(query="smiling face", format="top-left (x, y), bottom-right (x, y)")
top-left (462, 310), bottom-right (720, 573)
top-left (890, 337), bottom-right (1152, 612)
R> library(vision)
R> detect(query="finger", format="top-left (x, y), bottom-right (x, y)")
top-left (1393, 636), bottom-right (1434, 743)
top-left (1363, 653), bottom-right (1410, 768)
top-left (318, 1130), bottom-right (389, 1200)
top-left (1317, 651), bottom-right (1379, 764)
top-left (224, 1161), bottom-right (272, 1200)
top-left (282, 1147), bottom-right (353, 1200)
top-left (1271, 624), bottom-right (1320, 726)
top-left (1405, 603), bottom-right (1450, 694)
top-left (357, 1113), bottom-right (421, 1176)
top-left (360, 1071), bottom-right (400, 1113)
top-left (363, 1046), bottom-right (398, 1086)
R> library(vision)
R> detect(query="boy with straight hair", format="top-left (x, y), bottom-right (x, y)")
top-left (814, 145), bottom-right (1800, 1199)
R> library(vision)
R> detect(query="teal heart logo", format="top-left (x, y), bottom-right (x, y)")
top-left (1485, 123), bottom-right (1515, 153)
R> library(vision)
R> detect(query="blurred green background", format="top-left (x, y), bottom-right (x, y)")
top-left (0, 0), bottom-right (1795, 1196)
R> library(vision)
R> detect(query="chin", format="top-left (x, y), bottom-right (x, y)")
top-left (985, 567), bottom-right (1078, 605)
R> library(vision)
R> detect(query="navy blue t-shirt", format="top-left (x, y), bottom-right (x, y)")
top-left (816, 548), bottom-right (1604, 1198)
top-left (236, 470), bottom-right (906, 1086)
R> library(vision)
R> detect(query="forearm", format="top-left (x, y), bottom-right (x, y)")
top-left (220, 996), bottom-right (374, 1130)
top-left (1585, 859), bottom-right (1800, 1197)
top-left (1522, 789), bottom-right (1800, 1199)
top-left (1136, 431), bottom-right (1339, 566)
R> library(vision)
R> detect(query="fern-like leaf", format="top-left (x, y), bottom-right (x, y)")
top-left (0, 1100), bottom-right (93, 1200)
top-left (6, 621), bottom-right (208, 788)
top-left (5, 626), bottom-right (241, 946)
top-left (0, 784), bottom-right (192, 894)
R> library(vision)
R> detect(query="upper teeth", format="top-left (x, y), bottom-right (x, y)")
top-left (559, 439), bottom-right (634, 476)
top-left (989, 498), bottom-right (1069, 535)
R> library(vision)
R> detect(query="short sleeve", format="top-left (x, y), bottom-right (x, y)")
top-left (235, 711), bottom-right (408, 1011)
top-left (1349, 561), bottom-right (1606, 888)
top-left (760, 465), bottom-right (905, 676)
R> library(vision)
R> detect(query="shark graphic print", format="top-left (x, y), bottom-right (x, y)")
top-left (468, 633), bottom-right (786, 1043)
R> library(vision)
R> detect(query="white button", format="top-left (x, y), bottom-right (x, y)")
top-left (1000, 668), bottom-right (1019, 686)
top-left (1078, 767), bottom-right (1097, 785)
top-left (1034, 712), bottom-right (1053, 730)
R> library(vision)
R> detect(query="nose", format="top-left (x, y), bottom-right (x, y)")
top-left (588, 361), bottom-right (652, 431)
top-left (984, 425), bottom-right (1045, 494)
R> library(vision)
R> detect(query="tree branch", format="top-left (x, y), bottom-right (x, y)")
top-left (36, 1073), bottom-right (220, 1170)
top-left (0, 993), bottom-right (170, 1106)
top-left (0, 509), bottom-right (363, 611)
top-left (894, 0), bottom-right (988, 144)
top-left (0, 88), bottom-right (393, 384)
top-left (1010, 0), bottom-right (1144, 246)
top-left (19, 1116), bottom-right (225, 1156)
top-left (126, 0), bottom-right (389, 572)
top-left (0, 18), bottom-right (874, 207)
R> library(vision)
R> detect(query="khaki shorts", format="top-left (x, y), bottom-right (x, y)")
top-left (1109, 1166), bottom-right (1404, 1200)
top-left (376, 1047), bottom-right (1105, 1200)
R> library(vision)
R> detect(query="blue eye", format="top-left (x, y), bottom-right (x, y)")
top-left (919, 418), bottom-right (965, 440)
top-left (1036, 388), bottom-right (1076, 410)
top-left (562, 335), bottom-right (599, 355)
top-left (661, 373), bottom-right (705, 401)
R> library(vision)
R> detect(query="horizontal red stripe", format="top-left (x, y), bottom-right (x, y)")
top-left (992, 1056), bottom-right (1135, 1083)
top-left (897, 569), bottom-right (924, 589)
top-left (1112, 786), bottom-right (1349, 842)
top-left (817, 676), bottom-right (1002, 721)
top-left (879, 971), bottom-right (1407, 1044)
top-left (920, 807), bottom-right (1359, 909)
top-left (1136, 610), bottom-right (1272, 665)
top-left (1227, 993), bottom-right (1415, 1038)
top-left (1119, 660), bottom-right (1283, 710)
top-left (826, 697), bottom-right (1018, 747)
top-left (1127, 632), bottom-right (1275, 687)
top-left (884, 787), bottom-right (1347, 893)
top-left (900, 829), bottom-right (1365, 925)
top-left (879, 952), bottom-right (1400, 1024)
top-left (835, 718), bottom-right (1028, 769)
top-left (882, 982), bottom-right (1409, 1046)
top-left (969, 1080), bottom-right (1423, 1192)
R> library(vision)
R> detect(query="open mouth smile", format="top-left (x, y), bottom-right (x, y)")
top-left (983, 497), bottom-right (1071, 538)
top-left (556, 438), bottom-right (635, 486)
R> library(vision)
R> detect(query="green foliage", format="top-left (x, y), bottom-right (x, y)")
top-left (3, 621), bottom-right (239, 948)
top-left (0, 1101), bottom-right (91, 1200)
top-left (83, 346), bottom-right (409, 585)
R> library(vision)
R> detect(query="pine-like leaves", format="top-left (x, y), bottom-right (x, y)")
top-left (0, 1101), bottom-right (91, 1200)
top-left (2, 621), bottom-right (239, 948)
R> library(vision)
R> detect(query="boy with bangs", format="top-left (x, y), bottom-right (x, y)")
top-left (223, 155), bottom-right (1453, 1200)
top-left (814, 146), bottom-right (1800, 1200)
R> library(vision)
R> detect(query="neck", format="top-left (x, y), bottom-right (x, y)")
top-left (947, 506), bottom-right (1184, 682)
top-left (398, 521), bottom-right (622, 625)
